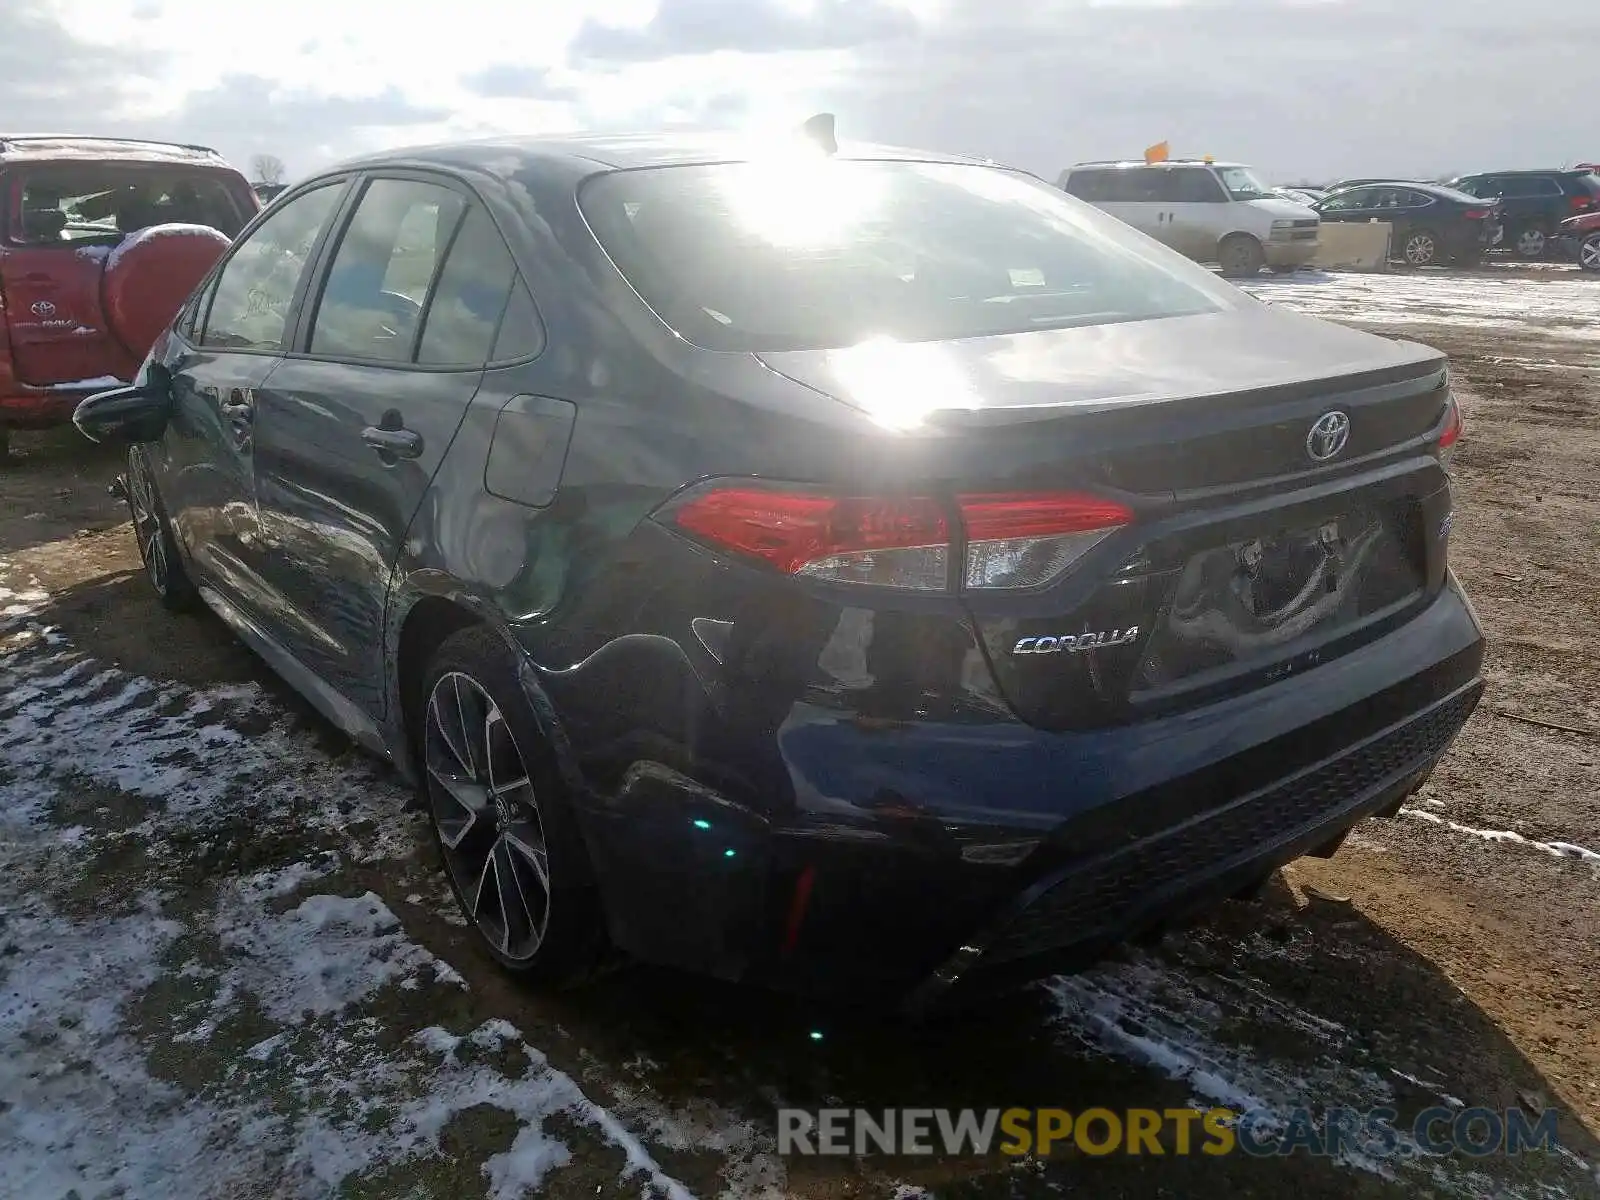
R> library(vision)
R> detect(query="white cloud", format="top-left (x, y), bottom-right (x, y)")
top-left (5, 0), bottom-right (1597, 183)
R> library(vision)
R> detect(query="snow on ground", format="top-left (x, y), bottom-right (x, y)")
top-left (1246, 267), bottom-right (1600, 351)
top-left (0, 572), bottom-right (701, 1198)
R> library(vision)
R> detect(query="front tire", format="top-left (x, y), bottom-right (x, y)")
top-left (1578, 232), bottom-right (1600, 273)
top-left (1218, 234), bottom-right (1265, 277)
top-left (126, 445), bottom-right (197, 611)
top-left (418, 626), bottom-right (607, 983)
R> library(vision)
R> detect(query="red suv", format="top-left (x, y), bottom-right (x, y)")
top-left (1559, 210), bottom-right (1600, 271)
top-left (0, 135), bottom-right (258, 461)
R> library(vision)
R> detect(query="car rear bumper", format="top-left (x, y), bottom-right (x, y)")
top-left (554, 573), bottom-right (1486, 1004)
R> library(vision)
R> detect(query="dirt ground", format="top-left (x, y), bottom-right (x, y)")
top-left (2, 263), bottom-right (1598, 1199)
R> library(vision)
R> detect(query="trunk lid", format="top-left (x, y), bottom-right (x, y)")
top-left (759, 306), bottom-right (1453, 730)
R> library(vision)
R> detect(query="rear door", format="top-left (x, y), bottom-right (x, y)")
top-left (1070, 169), bottom-right (1171, 242)
top-left (158, 180), bottom-right (349, 612)
top-left (247, 173), bottom-right (519, 717)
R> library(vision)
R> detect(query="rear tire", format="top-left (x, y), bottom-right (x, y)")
top-left (417, 625), bottom-right (608, 984)
top-left (1219, 234), bottom-right (1265, 277)
top-left (1578, 232), bottom-right (1600, 273)
top-left (1400, 228), bottom-right (1440, 267)
top-left (126, 445), bottom-right (198, 612)
top-left (1512, 224), bottom-right (1547, 260)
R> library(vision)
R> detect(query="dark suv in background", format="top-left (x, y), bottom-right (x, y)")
top-left (75, 131), bottom-right (1484, 1008)
top-left (1449, 169), bottom-right (1600, 259)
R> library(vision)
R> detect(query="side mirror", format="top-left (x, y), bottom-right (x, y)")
top-left (73, 365), bottom-right (173, 444)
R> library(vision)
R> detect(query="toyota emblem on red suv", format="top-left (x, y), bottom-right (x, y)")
top-left (30, 300), bottom-right (57, 318)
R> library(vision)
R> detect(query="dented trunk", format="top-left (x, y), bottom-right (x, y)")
top-left (760, 305), bottom-right (1454, 732)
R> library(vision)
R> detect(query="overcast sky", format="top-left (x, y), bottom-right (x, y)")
top-left (5, 0), bottom-right (1594, 185)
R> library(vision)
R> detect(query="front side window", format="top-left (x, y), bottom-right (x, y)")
top-left (1214, 166), bottom-right (1274, 200)
top-left (201, 183), bottom-right (344, 352)
top-left (8, 165), bottom-right (248, 246)
top-left (579, 158), bottom-right (1235, 353)
top-left (1319, 189), bottom-right (1371, 212)
top-left (309, 178), bottom-right (465, 363)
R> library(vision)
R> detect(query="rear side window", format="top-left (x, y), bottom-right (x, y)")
top-left (416, 206), bottom-right (520, 366)
top-left (7, 165), bottom-right (248, 246)
top-left (201, 183), bottom-right (344, 352)
top-left (580, 159), bottom-right (1233, 353)
top-left (1063, 169), bottom-right (1111, 200)
top-left (309, 178), bottom-right (466, 363)
top-left (1497, 176), bottom-right (1560, 198)
top-left (491, 279), bottom-right (542, 363)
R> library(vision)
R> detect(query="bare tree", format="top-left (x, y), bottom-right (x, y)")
top-left (250, 154), bottom-right (286, 186)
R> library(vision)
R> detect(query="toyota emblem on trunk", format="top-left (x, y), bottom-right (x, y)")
top-left (1305, 410), bottom-right (1351, 462)
top-left (31, 300), bottom-right (57, 318)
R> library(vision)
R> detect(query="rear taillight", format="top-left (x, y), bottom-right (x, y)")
top-left (1437, 395), bottom-right (1463, 466)
top-left (958, 493), bottom-right (1133, 589)
top-left (663, 484), bottom-right (1132, 592)
top-left (1571, 194), bottom-right (1595, 212)
top-left (1463, 208), bottom-right (1492, 220)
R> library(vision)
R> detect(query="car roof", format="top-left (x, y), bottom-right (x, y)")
top-left (1328, 181), bottom-right (1482, 202)
top-left (0, 133), bottom-right (229, 166)
top-left (1453, 168), bottom-right (1584, 178)
top-left (1068, 160), bottom-right (1243, 171)
top-left (332, 132), bottom-right (995, 178)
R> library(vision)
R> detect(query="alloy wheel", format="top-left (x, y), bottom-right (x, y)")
top-left (1580, 235), bottom-right (1600, 272)
top-left (1516, 228), bottom-right (1546, 258)
top-left (1404, 233), bottom-right (1437, 266)
top-left (127, 456), bottom-right (168, 596)
top-left (424, 671), bottom-right (552, 961)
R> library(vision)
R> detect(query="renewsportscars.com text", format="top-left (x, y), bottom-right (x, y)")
top-left (778, 1106), bottom-right (1560, 1160)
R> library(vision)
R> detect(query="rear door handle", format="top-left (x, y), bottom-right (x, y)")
top-left (361, 425), bottom-right (423, 459)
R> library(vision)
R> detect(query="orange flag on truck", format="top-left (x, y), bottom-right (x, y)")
top-left (1144, 141), bottom-right (1169, 164)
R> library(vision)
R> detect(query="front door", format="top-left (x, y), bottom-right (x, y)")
top-left (1315, 187), bottom-right (1379, 225)
top-left (248, 175), bottom-right (519, 718)
top-left (1163, 167), bottom-right (1231, 260)
top-left (157, 180), bottom-right (349, 618)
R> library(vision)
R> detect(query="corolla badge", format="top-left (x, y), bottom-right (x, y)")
top-left (1014, 627), bottom-right (1140, 655)
top-left (1305, 410), bottom-right (1351, 462)
top-left (31, 300), bottom-right (57, 318)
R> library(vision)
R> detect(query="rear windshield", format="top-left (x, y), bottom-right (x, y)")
top-left (579, 159), bottom-right (1234, 353)
top-left (7, 164), bottom-right (249, 247)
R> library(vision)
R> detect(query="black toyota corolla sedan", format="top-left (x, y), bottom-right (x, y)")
top-left (76, 126), bottom-right (1484, 1008)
